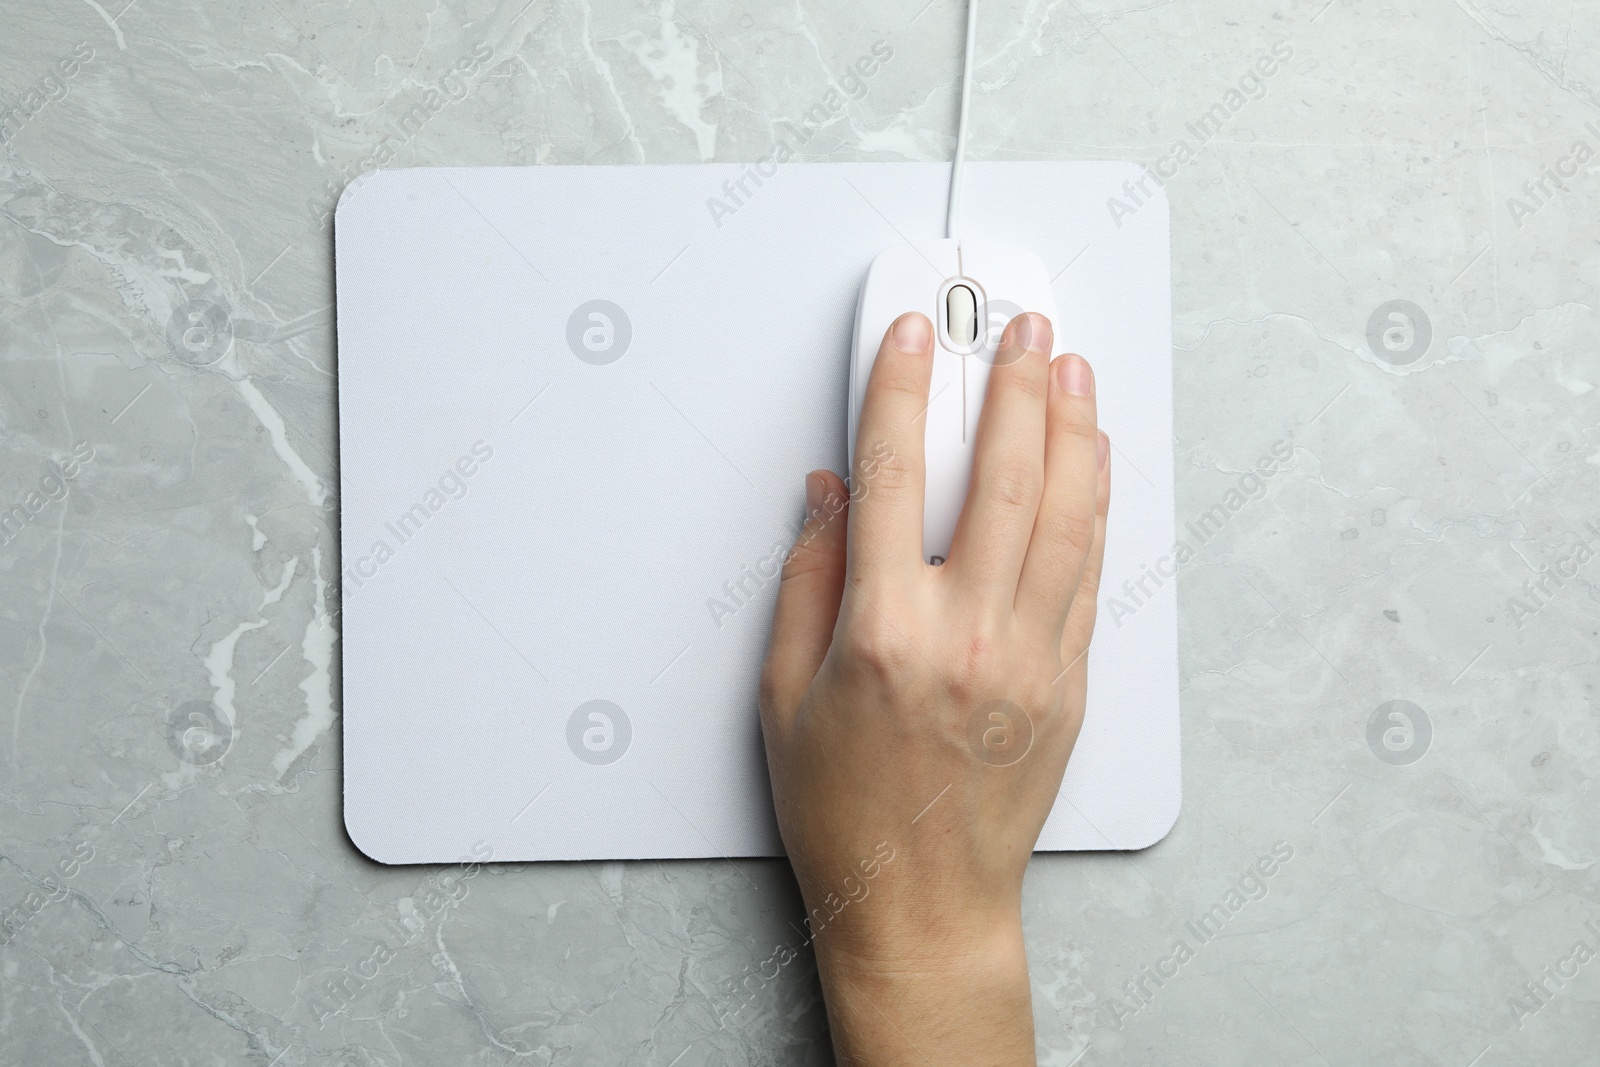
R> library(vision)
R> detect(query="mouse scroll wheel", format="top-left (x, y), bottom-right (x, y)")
top-left (946, 284), bottom-right (978, 345)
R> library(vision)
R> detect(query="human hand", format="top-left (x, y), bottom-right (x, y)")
top-left (759, 310), bottom-right (1110, 1065)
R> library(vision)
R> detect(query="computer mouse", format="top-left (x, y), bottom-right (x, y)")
top-left (847, 237), bottom-right (1060, 566)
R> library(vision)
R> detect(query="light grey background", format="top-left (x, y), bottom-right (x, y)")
top-left (1, 1), bottom-right (1595, 1065)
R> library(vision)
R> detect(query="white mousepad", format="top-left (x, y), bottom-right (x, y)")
top-left (335, 161), bottom-right (1177, 863)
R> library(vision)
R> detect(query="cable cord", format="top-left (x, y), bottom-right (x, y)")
top-left (946, 0), bottom-right (979, 240)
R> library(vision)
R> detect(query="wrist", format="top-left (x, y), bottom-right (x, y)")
top-left (813, 895), bottom-right (1026, 975)
top-left (812, 909), bottom-right (1035, 1067)
top-left (796, 849), bottom-right (1025, 971)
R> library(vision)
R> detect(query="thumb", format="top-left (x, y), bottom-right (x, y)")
top-left (759, 470), bottom-right (849, 724)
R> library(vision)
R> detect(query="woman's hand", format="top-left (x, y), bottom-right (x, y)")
top-left (759, 310), bottom-right (1110, 1066)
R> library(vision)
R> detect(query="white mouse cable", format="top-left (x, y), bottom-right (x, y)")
top-left (946, 0), bottom-right (979, 241)
top-left (946, 0), bottom-right (980, 439)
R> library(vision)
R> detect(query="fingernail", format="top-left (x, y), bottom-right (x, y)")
top-left (893, 313), bottom-right (931, 353)
top-left (1097, 431), bottom-right (1109, 470)
top-left (1011, 313), bottom-right (1036, 354)
top-left (1013, 312), bottom-right (1054, 355)
top-left (1058, 353), bottom-right (1092, 397)
top-left (805, 472), bottom-right (825, 514)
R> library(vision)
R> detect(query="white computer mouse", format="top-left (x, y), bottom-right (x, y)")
top-left (847, 237), bottom-right (1060, 566)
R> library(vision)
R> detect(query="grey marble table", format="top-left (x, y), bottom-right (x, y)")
top-left (3, 1), bottom-right (1598, 1064)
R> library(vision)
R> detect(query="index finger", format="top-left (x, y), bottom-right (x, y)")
top-left (848, 312), bottom-right (934, 584)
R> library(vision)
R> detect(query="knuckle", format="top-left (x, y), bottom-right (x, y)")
top-left (778, 535), bottom-right (832, 585)
top-left (996, 361), bottom-right (1048, 403)
top-left (1052, 412), bottom-right (1099, 445)
top-left (875, 356), bottom-right (931, 404)
top-left (946, 622), bottom-right (1007, 702)
top-left (868, 449), bottom-right (918, 494)
top-left (980, 458), bottom-right (1042, 511)
top-left (775, 542), bottom-right (813, 579)
top-left (1015, 682), bottom-right (1055, 723)
top-left (840, 610), bottom-right (917, 681)
top-left (1025, 536), bottom-right (1080, 592)
top-left (775, 552), bottom-right (835, 599)
top-left (1049, 508), bottom-right (1097, 558)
